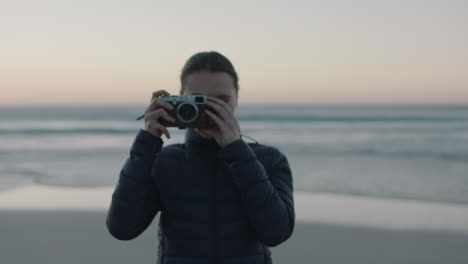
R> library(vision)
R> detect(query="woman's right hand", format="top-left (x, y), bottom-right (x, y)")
top-left (143, 90), bottom-right (176, 138)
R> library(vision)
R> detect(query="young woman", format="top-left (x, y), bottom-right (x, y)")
top-left (106, 51), bottom-right (295, 264)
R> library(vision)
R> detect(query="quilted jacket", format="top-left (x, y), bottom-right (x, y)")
top-left (106, 127), bottom-right (295, 264)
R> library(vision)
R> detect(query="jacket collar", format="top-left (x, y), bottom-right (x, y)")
top-left (185, 127), bottom-right (221, 153)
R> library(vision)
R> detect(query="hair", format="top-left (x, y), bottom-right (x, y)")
top-left (179, 51), bottom-right (239, 95)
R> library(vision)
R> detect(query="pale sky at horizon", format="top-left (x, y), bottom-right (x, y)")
top-left (1, 0), bottom-right (467, 106)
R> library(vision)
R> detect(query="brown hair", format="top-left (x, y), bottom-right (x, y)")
top-left (179, 51), bottom-right (239, 95)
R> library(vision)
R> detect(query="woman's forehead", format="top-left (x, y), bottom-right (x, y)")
top-left (184, 71), bottom-right (236, 96)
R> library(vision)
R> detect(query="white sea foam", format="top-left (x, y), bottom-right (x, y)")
top-left (2, 105), bottom-right (468, 208)
top-left (1, 184), bottom-right (468, 234)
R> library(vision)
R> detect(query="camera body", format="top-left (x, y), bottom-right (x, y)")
top-left (159, 95), bottom-right (210, 129)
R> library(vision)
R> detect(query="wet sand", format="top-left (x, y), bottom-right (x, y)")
top-left (1, 210), bottom-right (468, 264)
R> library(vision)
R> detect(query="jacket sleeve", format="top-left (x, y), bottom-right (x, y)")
top-left (106, 129), bottom-right (163, 240)
top-left (218, 139), bottom-right (295, 247)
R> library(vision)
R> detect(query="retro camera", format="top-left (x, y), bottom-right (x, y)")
top-left (159, 95), bottom-right (210, 129)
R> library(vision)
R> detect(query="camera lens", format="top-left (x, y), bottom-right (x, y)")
top-left (177, 103), bottom-right (198, 123)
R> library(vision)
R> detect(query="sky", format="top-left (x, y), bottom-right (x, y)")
top-left (1, 0), bottom-right (467, 105)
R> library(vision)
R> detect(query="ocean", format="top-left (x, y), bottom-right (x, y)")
top-left (1, 104), bottom-right (468, 205)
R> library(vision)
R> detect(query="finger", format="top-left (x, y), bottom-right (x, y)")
top-left (207, 96), bottom-right (239, 131)
top-left (205, 109), bottom-right (227, 132)
top-left (146, 97), bottom-right (174, 113)
top-left (162, 126), bottom-right (171, 139)
top-left (154, 108), bottom-right (176, 122)
top-left (147, 108), bottom-right (175, 123)
top-left (206, 97), bottom-right (236, 125)
top-left (152, 90), bottom-right (170, 99)
top-left (159, 108), bottom-right (176, 123)
top-left (207, 96), bottom-right (235, 113)
top-left (155, 123), bottom-right (171, 139)
top-left (152, 97), bottom-right (174, 111)
top-left (145, 121), bottom-right (171, 139)
top-left (204, 101), bottom-right (230, 122)
top-left (204, 100), bottom-right (236, 131)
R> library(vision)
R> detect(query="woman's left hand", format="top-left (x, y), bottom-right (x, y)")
top-left (195, 96), bottom-right (241, 148)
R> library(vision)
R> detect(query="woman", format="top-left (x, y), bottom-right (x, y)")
top-left (106, 51), bottom-right (295, 264)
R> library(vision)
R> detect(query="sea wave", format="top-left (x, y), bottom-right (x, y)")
top-left (0, 128), bottom-right (135, 135)
top-left (1, 119), bottom-right (468, 135)
top-left (286, 147), bottom-right (468, 163)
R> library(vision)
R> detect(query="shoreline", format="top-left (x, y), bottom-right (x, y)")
top-left (1, 184), bottom-right (468, 234)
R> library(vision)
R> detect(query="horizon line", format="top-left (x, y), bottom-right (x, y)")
top-left (1, 102), bottom-right (468, 108)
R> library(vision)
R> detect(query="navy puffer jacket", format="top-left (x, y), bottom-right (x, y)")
top-left (106, 127), bottom-right (295, 264)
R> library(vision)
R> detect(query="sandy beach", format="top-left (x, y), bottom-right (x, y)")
top-left (2, 210), bottom-right (468, 264)
top-left (1, 185), bottom-right (468, 263)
